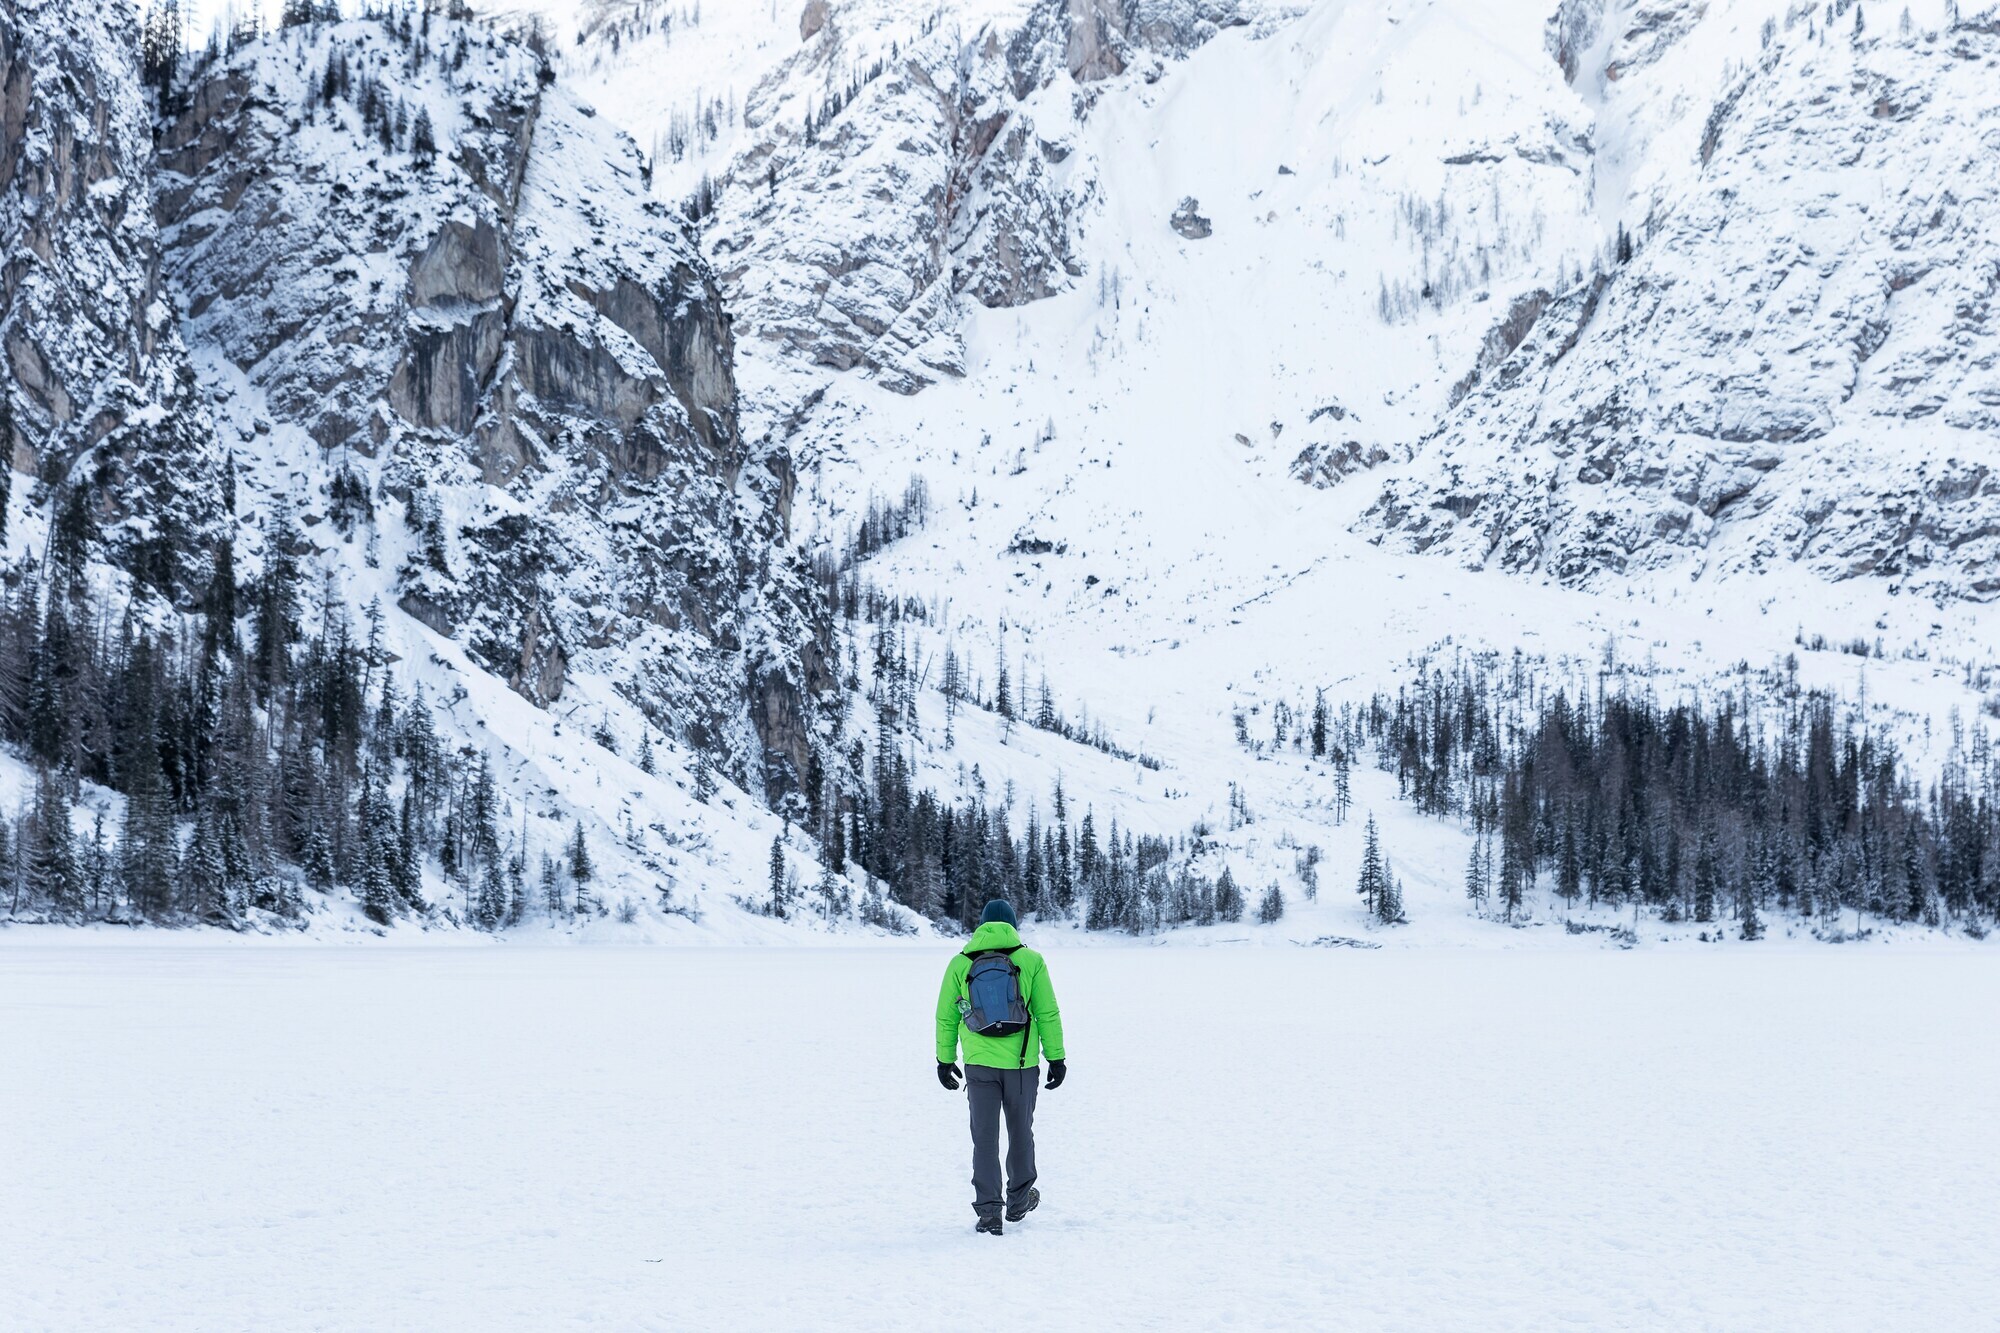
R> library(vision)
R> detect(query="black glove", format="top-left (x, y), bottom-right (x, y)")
top-left (937, 1062), bottom-right (962, 1090)
top-left (1044, 1059), bottom-right (1066, 1090)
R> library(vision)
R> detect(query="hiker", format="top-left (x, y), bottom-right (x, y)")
top-left (935, 898), bottom-right (1067, 1235)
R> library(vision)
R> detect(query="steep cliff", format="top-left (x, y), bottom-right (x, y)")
top-left (0, 0), bottom-right (222, 584)
top-left (565, 0), bottom-right (1285, 422)
top-left (153, 18), bottom-right (829, 801)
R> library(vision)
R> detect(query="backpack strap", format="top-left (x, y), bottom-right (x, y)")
top-left (1018, 962), bottom-right (1033, 1067)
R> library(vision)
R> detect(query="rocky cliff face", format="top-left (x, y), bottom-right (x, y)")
top-left (1366, 13), bottom-right (2000, 601)
top-left (0, 0), bottom-right (221, 581)
top-left (152, 19), bottom-right (829, 802)
top-left (696, 0), bottom-right (1270, 414)
top-left (702, 12), bottom-right (1093, 401)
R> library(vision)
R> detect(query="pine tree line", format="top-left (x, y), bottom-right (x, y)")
top-left (815, 728), bottom-right (1246, 934)
top-left (1328, 651), bottom-right (2000, 934)
top-left (145, 2), bottom-right (486, 140)
top-left (828, 475), bottom-right (930, 573)
top-left (797, 485), bottom-right (1214, 933)
top-left (800, 50), bottom-right (892, 147)
top-left (0, 494), bottom-right (594, 929)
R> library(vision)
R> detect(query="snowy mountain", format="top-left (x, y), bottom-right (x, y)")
top-left (154, 17), bottom-right (829, 797)
top-left (1, 3), bottom-right (848, 938)
top-left (3, 0), bottom-right (2000, 943)
top-left (1368, 2), bottom-right (2000, 600)
top-left (531, 0), bottom-right (2000, 935)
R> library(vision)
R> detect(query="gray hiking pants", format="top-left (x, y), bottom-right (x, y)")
top-left (966, 1063), bottom-right (1038, 1218)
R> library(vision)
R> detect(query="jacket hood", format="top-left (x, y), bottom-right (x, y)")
top-left (962, 920), bottom-right (1023, 953)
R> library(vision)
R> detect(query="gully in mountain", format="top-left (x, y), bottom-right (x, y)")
top-left (935, 900), bottom-right (1067, 1234)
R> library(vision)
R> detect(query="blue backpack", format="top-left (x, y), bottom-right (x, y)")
top-left (961, 949), bottom-right (1031, 1037)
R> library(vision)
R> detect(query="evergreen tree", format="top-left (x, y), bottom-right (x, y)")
top-left (361, 839), bottom-right (396, 925)
top-left (1693, 829), bottom-right (1718, 924)
top-left (1256, 882), bottom-right (1285, 924)
top-left (81, 812), bottom-right (114, 919)
top-left (25, 597), bottom-right (74, 770)
top-left (28, 773), bottom-right (82, 918)
top-left (1214, 866), bottom-right (1244, 922)
top-left (475, 853), bottom-right (507, 929)
top-left (182, 807), bottom-right (229, 924)
top-left (1356, 814), bottom-right (1385, 917)
top-left (541, 852), bottom-right (566, 919)
top-left (1739, 884), bottom-right (1765, 941)
top-left (1555, 810), bottom-right (1582, 917)
top-left (769, 833), bottom-right (788, 918)
top-left (506, 850), bottom-right (527, 925)
top-left (568, 821), bottom-right (593, 913)
top-left (1377, 867), bottom-right (1406, 925)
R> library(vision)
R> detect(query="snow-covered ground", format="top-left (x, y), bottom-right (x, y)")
top-left (6, 944), bottom-right (1996, 1329)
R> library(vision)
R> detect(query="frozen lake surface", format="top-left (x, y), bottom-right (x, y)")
top-left (5, 944), bottom-right (1996, 1330)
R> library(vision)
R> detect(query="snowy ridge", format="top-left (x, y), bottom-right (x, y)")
top-left (1367, 2), bottom-right (2000, 599)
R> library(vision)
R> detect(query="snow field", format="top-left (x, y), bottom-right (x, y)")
top-left (5, 944), bottom-right (1996, 1330)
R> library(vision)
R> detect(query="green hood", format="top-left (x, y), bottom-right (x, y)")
top-left (936, 925), bottom-right (1066, 1068)
top-left (961, 921), bottom-right (1023, 954)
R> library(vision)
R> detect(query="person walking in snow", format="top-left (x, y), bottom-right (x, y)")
top-left (936, 899), bottom-right (1067, 1235)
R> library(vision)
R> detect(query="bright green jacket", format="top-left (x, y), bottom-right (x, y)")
top-left (935, 921), bottom-right (1067, 1069)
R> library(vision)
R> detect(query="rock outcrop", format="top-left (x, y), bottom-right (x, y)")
top-left (0, 0), bottom-right (222, 583)
top-left (1366, 20), bottom-right (2000, 601)
top-left (154, 19), bottom-right (829, 801)
top-left (703, 0), bottom-right (1268, 409)
top-left (1169, 196), bottom-right (1211, 239)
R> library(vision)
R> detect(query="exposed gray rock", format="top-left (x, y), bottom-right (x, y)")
top-left (707, 0), bottom-right (1266, 412)
top-left (1169, 196), bottom-right (1212, 239)
top-left (1290, 439), bottom-right (1394, 490)
top-left (1447, 287), bottom-right (1554, 407)
top-left (1365, 27), bottom-right (2000, 601)
top-left (0, 0), bottom-right (222, 584)
top-left (155, 19), bottom-right (830, 805)
top-left (1544, 0), bottom-right (1606, 84)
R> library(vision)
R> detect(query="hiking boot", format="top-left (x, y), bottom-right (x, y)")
top-left (1006, 1188), bottom-right (1040, 1223)
top-left (975, 1215), bottom-right (1003, 1236)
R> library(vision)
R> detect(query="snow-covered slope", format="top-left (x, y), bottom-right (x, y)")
top-left (1369, 2), bottom-right (2000, 599)
top-left (509, 0), bottom-right (2000, 939)
top-left (6, 0), bottom-right (2000, 943)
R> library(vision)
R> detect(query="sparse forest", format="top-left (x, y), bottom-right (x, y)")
top-left (0, 494), bottom-right (598, 929)
top-left (1247, 650), bottom-right (2000, 936)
